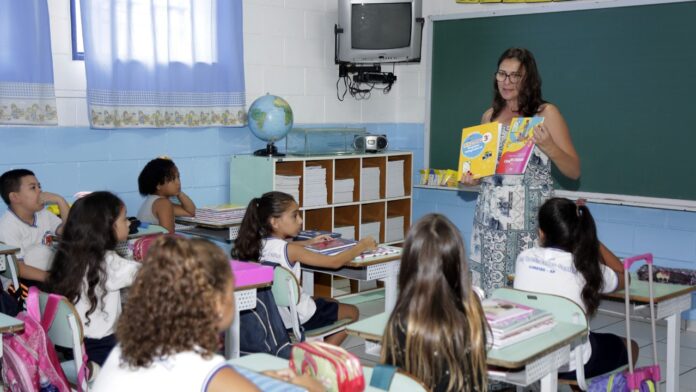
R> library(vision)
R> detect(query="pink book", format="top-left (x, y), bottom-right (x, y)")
top-left (230, 260), bottom-right (274, 287)
top-left (495, 116), bottom-right (544, 175)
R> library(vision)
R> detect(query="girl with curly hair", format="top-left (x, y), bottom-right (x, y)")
top-left (47, 191), bottom-right (138, 366)
top-left (93, 236), bottom-right (321, 391)
top-left (514, 197), bottom-right (637, 380)
top-left (233, 191), bottom-right (376, 346)
top-left (381, 214), bottom-right (489, 392)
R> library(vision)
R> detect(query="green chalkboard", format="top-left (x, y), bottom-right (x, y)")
top-left (429, 1), bottom-right (696, 200)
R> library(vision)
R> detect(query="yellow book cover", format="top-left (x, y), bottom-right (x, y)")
top-left (458, 122), bottom-right (501, 180)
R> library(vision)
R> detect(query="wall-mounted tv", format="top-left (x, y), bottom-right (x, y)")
top-left (336, 0), bottom-right (423, 64)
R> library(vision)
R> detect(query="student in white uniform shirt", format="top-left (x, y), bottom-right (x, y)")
top-left (233, 191), bottom-right (377, 346)
top-left (0, 169), bottom-right (70, 282)
top-left (47, 191), bottom-right (140, 366)
top-left (93, 236), bottom-right (321, 392)
top-left (514, 197), bottom-right (638, 380)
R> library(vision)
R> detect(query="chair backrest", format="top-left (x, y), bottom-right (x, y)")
top-left (0, 246), bottom-right (21, 290)
top-left (271, 265), bottom-right (301, 308)
top-left (37, 291), bottom-right (84, 349)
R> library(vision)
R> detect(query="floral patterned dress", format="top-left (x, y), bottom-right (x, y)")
top-left (470, 125), bottom-right (553, 295)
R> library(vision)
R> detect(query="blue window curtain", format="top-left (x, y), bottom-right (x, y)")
top-left (0, 0), bottom-right (58, 125)
top-left (80, 0), bottom-right (246, 129)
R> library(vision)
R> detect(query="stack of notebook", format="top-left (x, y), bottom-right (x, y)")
top-left (385, 215), bottom-right (404, 242)
top-left (305, 238), bottom-right (357, 255)
top-left (276, 175), bottom-right (301, 203)
top-left (334, 225), bottom-right (355, 239)
top-left (360, 221), bottom-right (381, 240)
top-left (304, 166), bottom-right (327, 207)
top-left (483, 298), bottom-right (556, 349)
top-left (194, 204), bottom-right (246, 224)
top-left (334, 178), bottom-right (355, 203)
top-left (386, 160), bottom-right (405, 198)
top-left (361, 167), bottom-right (380, 200)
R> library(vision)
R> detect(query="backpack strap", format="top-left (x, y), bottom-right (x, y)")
top-left (26, 287), bottom-right (63, 333)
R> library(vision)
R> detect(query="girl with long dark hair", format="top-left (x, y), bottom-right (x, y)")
top-left (47, 191), bottom-right (139, 366)
top-left (514, 197), bottom-right (637, 380)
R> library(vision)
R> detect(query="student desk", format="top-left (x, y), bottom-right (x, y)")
top-left (301, 247), bottom-right (402, 312)
top-left (0, 243), bottom-right (20, 289)
top-left (601, 275), bottom-right (696, 392)
top-left (0, 313), bottom-right (24, 359)
top-left (128, 224), bottom-right (168, 238)
top-left (347, 288), bottom-right (588, 392)
top-left (229, 353), bottom-right (427, 391)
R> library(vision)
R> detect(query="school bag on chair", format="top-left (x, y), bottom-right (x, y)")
top-left (587, 254), bottom-right (661, 392)
top-left (2, 287), bottom-right (71, 392)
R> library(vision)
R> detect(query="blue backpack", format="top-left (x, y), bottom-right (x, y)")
top-left (239, 287), bottom-right (292, 359)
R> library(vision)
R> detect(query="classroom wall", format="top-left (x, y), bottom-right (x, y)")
top-left (1, 0), bottom-right (694, 320)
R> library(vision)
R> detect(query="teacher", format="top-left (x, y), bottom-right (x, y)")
top-left (461, 48), bottom-right (580, 295)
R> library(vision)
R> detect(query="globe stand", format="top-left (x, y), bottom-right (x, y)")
top-left (253, 142), bottom-right (285, 157)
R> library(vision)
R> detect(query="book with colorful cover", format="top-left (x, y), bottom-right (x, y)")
top-left (457, 122), bottom-right (501, 180)
top-left (305, 237), bottom-right (357, 255)
top-left (294, 230), bottom-right (343, 241)
top-left (482, 298), bottom-right (535, 326)
top-left (496, 116), bottom-right (544, 175)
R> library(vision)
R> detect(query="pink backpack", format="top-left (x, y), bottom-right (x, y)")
top-left (2, 287), bottom-right (73, 392)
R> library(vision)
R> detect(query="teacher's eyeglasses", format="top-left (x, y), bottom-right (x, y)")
top-left (495, 70), bottom-right (523, 83)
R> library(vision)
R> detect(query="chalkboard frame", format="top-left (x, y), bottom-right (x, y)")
top-left (425, 0), bottom-right (696, 210)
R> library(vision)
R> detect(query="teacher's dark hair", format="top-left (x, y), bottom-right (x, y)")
top-left (491, 48), bottom-right (546, 121)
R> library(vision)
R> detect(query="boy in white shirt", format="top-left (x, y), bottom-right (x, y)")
top-left (0, 169), bottom-right (70, 282)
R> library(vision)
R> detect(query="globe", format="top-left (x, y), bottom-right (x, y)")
top-left (248, 94), bottom-right (293, 156)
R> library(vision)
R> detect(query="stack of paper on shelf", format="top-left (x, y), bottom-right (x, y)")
top-left (385, 216), bottom-right (404, 242)
top-left (334, 178), bottom-right (354, 203)
top-left (334, 225), bottom-right (355, 239)
top-left (305, 238), bottom-right (357, 255)
top-left (275, 175), bottom-right (301, 203)
top-left (361, 167), bottom-right (381, 200)
top-left (304, 166), bottom-right (328, 207)
top-left (360, 221), bottom-right (381, 240)
top-left (386, 160), bottom-right (405, 198)
top-left (483, 298), bottom-right (556, 349)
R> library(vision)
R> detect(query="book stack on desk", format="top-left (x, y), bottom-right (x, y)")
top-left (194, 204), bottom-right (247, 225)
top-left (483, 298), bottom-right (556, 349)
top-left (305, 238), bottom-right (357, 255)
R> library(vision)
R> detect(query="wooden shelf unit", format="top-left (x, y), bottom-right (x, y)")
top-left (230, 152), bottom-right (412, 297)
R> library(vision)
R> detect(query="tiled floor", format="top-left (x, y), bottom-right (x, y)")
top-left (340, 291), bottom-right (696, 391)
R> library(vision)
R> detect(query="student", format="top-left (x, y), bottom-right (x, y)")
top-left (232, 191), bottom-right (376, 346)
top-left (0, 169), bottom-right (70, 281)
top-left (381, 214), bottom-right (488, 392)
top-left (136, 157), bottom-right (195, 233)
top-left (93, 236), bottom-right (321, 392)
top-left (514, 197), bottom-right (638, 380)
top-left (47, 191), bottom-right (140, 366)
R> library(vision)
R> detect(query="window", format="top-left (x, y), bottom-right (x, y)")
top-left (70, 0), bottom-right (84, 60)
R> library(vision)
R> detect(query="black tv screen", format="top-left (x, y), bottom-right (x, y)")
top-left (351, 3), bottom-right (412, 50)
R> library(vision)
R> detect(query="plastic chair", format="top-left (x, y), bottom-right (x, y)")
top-left (37, 290), bottom-right (95, 391)
top-left (0, 244), bottom-right (21, 291)
top-left (271, 266), bottom-right (353, 342)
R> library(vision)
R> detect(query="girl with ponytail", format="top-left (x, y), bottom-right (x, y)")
top-left (514, 197), bottom-right (638, 380)
top-left (381, 214), bottom-right (488, 392)
top-left (232, 191), bottom-right (376, 346)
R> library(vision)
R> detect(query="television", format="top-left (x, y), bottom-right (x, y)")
top-left (336, 0), bottom-right (423, 64)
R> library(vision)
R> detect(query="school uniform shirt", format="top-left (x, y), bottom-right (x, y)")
top-left (75, 251), bottom-right (141, 339)
top-left (260, 237), bottom-right (317, 328)
top-left (136, 195), bottom-right (162, 225)
top-left (514, 247), bottom-right (619, 371)
top-left (92, 345), bottom-right (227, 392)
top-left (0, 209), bottom-right (61, 270)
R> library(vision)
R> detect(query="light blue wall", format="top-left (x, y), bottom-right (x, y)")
top-left (1, 123), bottom-right (695, 318)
